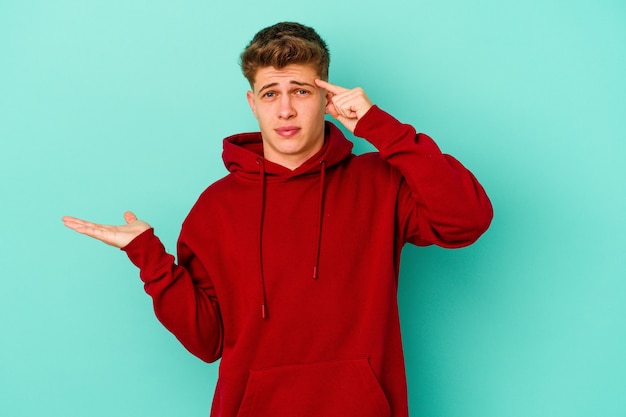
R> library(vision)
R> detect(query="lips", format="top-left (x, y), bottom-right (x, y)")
top-left (275, 126), bottom-right (301, 138)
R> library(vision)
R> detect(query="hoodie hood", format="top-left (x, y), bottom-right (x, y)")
top-left (222, 121), bottom-right (354, 179)
top-left (221, 121), bottom-right (354, 319)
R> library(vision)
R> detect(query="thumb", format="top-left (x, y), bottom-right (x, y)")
top-left (123, 211), bottom-right (137, 224)
top-left (325, 100), bottom-right (340, 119)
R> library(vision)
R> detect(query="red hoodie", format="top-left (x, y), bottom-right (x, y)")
top-left (122, 106), bottom-right (493, 416)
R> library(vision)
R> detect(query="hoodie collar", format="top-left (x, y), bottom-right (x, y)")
top-left (222, 121), bottom-right (353, 179)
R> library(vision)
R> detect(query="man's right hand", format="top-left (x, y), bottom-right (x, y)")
top-left (62, 211), bottom-right (151, 249)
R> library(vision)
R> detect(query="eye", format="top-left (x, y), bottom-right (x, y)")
top-left (295, 89), bottom-right (310, 96)
top-left (263, 91), bottom-right (276, 99)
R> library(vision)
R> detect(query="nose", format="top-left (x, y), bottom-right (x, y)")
top-left (278, 95), bottom-right (296, 119)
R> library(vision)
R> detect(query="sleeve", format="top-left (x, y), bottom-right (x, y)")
top-left (121, 227), bottom-right (223, 363)
top-left (353, 105), bottom-right (493, 248)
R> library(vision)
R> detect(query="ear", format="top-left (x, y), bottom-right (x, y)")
top-left (246, 91), bottom-right (257, 119)
top-left (324, 90), bottom-right (334, 115)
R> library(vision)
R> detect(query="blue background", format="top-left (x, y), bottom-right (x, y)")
top-left (1, 1), bottom-right (625, 416)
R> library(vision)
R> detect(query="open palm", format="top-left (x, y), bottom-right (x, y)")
top-left (62, 211), bottom-right (151, 248)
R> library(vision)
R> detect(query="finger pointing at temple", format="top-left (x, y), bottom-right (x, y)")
top-left (315, 79), bottom-right (374, 132)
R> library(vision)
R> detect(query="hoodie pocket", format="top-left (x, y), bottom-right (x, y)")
top-left (236, 358), bottom-right (391, 417)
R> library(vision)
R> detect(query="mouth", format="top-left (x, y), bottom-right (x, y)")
top-left (275, 126), bottom-right (301, 138)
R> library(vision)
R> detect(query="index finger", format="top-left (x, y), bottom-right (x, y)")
top-left (315, 79), bottom-right (348, 94)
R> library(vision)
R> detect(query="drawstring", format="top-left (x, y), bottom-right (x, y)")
top-left (256, 158), bottom-right (327, 319)
top-left (256, 158), bottom-right (268, 319)
top-left (313, 160), bottom-right (327, 280)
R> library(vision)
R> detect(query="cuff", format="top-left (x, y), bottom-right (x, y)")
top-left (120, 228), bottom-right (168, 272)
top-left (353, 105), bottom-right (416, 151)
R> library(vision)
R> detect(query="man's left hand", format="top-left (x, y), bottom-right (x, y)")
top-left (315, 79), bottom-right (373, 133)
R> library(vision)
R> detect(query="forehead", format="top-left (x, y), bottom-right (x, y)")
top-left (252, 64), bottom-right (319, 89)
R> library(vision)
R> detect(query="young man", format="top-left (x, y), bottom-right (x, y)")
top-left (63, 22), bottom-right (492, 417)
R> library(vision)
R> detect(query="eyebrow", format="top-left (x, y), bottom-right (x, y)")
top-left (258, 80), bottom-right (316, 94)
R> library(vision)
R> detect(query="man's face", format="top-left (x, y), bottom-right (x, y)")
top-left (247, 64), bottom-right (329, 170)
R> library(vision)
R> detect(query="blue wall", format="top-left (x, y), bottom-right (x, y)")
top-left (1, 1), bottom-right (625, 416)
